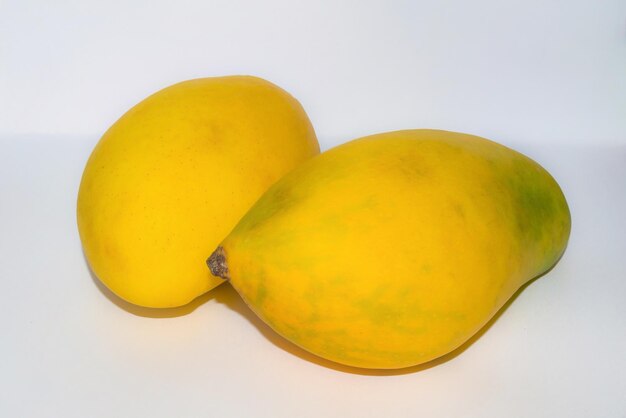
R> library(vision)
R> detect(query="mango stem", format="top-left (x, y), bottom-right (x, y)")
top-left (207, 246), bottom-right (230, 280)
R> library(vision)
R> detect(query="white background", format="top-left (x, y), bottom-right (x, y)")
top-left (1, 1), bottom-right (625, 417)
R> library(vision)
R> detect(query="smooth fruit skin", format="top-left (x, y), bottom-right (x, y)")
top-left (78, 76), bottom-right (319, 308)
top-left (217, 130), bottom-right (570, 369)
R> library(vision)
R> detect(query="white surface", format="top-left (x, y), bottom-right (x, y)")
top-left (1, 1), bottom-right (625, 417)
top-left (1, 138), bottom-right (625, 418)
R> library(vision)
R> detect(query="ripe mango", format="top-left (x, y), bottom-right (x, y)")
top-left (78, 76), bottom-right (319, 308)
top-left (207, 129), bottom-right (570, 369)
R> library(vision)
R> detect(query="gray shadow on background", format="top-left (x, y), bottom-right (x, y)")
top-left (217, 274), bottom-right (547, 376)
top-left (85, 253), bottom-right (216, 318)
top-left (85, 251), bottom-right (562, 375)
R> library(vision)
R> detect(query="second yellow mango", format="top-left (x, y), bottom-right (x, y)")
top-left (78, 76), bottom-right (319, 308)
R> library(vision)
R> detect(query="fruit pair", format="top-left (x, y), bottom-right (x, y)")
top-left (78, 76), bottom-right (570, 369)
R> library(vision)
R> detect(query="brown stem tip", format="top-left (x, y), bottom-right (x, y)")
top-left (207, 246), bottom-right (230, 281)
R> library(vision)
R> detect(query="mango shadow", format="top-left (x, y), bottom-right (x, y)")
top-left (85, 249), bottom-right (563, 374)
top-left (84, 252), bottom-right (217, 318)
top-left (213, 270), bottom-right (551, 376)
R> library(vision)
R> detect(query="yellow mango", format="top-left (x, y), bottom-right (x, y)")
top-left (207, 129), bottom-right (570, 369)
top-left (78, 76), bottom-right (319, 308)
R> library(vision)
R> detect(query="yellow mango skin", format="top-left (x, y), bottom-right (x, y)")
top-left (219, 130), bottom-right (570, 369)
top-left (78, 76), bottom-right (319, 308)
